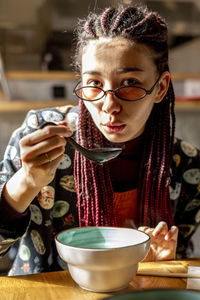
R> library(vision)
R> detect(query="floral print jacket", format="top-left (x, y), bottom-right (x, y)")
top-left (0, 105), bottom-right (200, 276)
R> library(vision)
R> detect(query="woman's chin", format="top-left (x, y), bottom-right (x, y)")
top-left (103, 130), bottom-right (143, 144)
top-left (103, 132), bottom-right (130, 144)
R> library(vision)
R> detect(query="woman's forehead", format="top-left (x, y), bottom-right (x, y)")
top-left (81, 37), bottom-right (155, 73)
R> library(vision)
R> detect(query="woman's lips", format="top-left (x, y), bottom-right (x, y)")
top-left (102, 123), bottom-right (126, 133)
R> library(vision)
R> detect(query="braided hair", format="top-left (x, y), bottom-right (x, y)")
top-left (73, 5), bottom-right (175, 227)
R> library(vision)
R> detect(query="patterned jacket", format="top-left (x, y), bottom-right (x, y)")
top-left (0, 105), bottom-right (200, 275)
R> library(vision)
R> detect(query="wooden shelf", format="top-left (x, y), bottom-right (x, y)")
top-left (175, 100), bottom-right (200, 111)
top-left (5, 71), bottom-right (200, 81)
top-left (0, 100), bottom-right (78, 112)
top-left (171, 73), bottom-right (200, 80)
top-left (5, 71), bottom-right (78, 80)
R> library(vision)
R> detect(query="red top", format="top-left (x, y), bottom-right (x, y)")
top-left (114, 188), bottom-right (138, 227)
top-left (109, 134), bottom-right (144, 227)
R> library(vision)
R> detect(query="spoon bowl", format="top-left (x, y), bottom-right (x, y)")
top-left (39, 122), bottom-right (122, 164)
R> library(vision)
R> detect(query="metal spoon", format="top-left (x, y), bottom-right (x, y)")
top-left (39, 122), bottom-right (122, 164)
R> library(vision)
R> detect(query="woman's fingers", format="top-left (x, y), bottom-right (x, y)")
top-left (138, 222), bottom-right (168, 236)
top-left (43, 153), bottom-right (65, 173)
top-left (20, 124), bottom-right (73, 163)
top-left (152, 221), bottom-right (168, 237)
top-left (22, 136), bottom-right (66, 163)
top-left (20, 123), bottom-right (72, 147)
top-left (138, 226), bottom-right (149, 232)
top-left (33, 145), bottom-right (65, 166)
top-left (165, 225), bottom-right (179, 241)
top-left (138, 222), bottom-right (178, 241)
top-left (138, 226), bottom-right (154, 237)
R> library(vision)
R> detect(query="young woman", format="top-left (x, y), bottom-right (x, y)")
top-left (0, 5), bottom-right (199, 275)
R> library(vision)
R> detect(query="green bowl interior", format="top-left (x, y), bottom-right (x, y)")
top-left (104, 289), bottom-right (200, 300)
top-left (56, 227), bottom-right (149, 249)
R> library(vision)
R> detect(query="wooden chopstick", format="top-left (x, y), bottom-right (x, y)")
top-left (137, 271), bottom-right (200, 278)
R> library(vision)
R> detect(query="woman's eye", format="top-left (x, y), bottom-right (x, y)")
top-left (87, 80), bottom-right (102, 87)
top-left (122, 79), bottom-right (139, 86)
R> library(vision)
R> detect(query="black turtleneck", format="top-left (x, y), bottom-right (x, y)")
top-left (108, 134), bottom-right (144, 192)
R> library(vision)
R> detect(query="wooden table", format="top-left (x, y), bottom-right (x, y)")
top-left (0, 259), bottom-right (199, 300)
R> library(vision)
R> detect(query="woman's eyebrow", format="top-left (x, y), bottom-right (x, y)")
top-left (117, 67), bottom-right (144, 73)
top-left (82, 71), bottom-right (101, 75)
top-left (82, 68), bottom-right (144, 75)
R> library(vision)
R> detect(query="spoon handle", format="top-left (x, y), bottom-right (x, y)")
top-left (66, 136), bottom-right (92, 158)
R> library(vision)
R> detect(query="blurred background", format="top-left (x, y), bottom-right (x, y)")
top-left (0, 0), bottom-right (200, 73)
top-left (0, 0), bottom-right (200, 273)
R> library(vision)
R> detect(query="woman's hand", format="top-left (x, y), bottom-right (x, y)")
top-left (20, 122), bottom-right (72, 188)
top-left (138, 221), bottom-right (178, 261)
top-left (3, 122), bottom-right (72, 213)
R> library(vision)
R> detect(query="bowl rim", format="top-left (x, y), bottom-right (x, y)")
top-left (55, 226), bottom-right (150, 251)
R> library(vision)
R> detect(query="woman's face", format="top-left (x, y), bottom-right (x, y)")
top-left (81, 38), bottom-right (170, 143)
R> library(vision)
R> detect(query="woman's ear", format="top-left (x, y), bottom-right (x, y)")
top-left (154, 71), bottom-right (171, 103)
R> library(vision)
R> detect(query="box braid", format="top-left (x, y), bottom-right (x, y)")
top-left (73, 5), bottom-right (176, 227)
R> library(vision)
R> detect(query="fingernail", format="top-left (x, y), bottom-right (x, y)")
top-left (58, 121), bottom-right (67, 126)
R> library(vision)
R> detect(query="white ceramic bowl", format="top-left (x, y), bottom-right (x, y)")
top-left (55, 226), bottom-right (150, 293)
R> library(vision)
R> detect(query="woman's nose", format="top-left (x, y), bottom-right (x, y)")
top-left (101, 90), bottom-right (121, 114)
